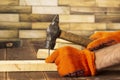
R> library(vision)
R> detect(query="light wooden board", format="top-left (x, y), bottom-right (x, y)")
top-left (20, 14), bottom-right (55, 22)
top-left (0, 0), bottom-right (18, 5)
top-left (0, 30), bottom-right (18, 38)
top-left (107, 23), bottom-right (120, 30)
top-left (69, 23), bottom-right (106, 30)
top-left (32, 22), bottom-right (50, 29)
top-left (0, 60), bottom-right (57, 72)
top-left (59, 15), bottom-right (95, 23)
top-left (20, 0), bottom-right (58, 6)
top-left (37, 49), bottom-right (54, 59)
top-left (0, 22), bottom-right (31, 30)
top-left (32, 6), bottom-right (70, 14)
top-left (19, 30), bottom-right (46, 38)
top-left (0, 14), bottom-right (19, 22)
top-left (54, 42), bottom-right (83, 50)
top-left (96, 0), bottom-right (120, 7)
top-left (0, 6), bottom-right (31, 13)
top-left (59, 0), bottom-right (95, 7)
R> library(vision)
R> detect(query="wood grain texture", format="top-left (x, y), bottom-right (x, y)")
top-left (19, 30), bottom-right (46, 38)
top-left (0, 60), bottom-right (57, 72)
top-left (0, 30), bottom-right (18, 38)
top-left (0, 0), bottom-right (19, 5)
top-left (32, 6), bottom-right (70, 14)
top-left (0, 6), bottom-right (31, 13)
top-left (69, 23), bottom-right (106, 30)
top-left (32, 22), bottom-right (50, 29)
top-left (59, 15), bottom-right (95, 23)
top-left (59, 0), bottom-right (95, 7)
top-left (107, 23), bottom-right (120, 30)
top-left (20, 0), bottom-right (58, 6)
top-left (96, 15), bottom-right (120, 23)
top-left (20, 14), bottom-right (55, 22)
top-left (37, 49), bottom-right (54, 59)
top-left (0, 14), bottom-right (19, 22)
top-left (54, 42), bottom-right (83, 49)
top-left (71, 7), bottom-right (107, 15)
top-left (0, 22), bottom-right (31, 30)
top-left (96, 0), bottom-right (120, 7)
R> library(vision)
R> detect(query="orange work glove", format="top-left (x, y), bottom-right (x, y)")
top-left (87, 31), bottom-right (120, 51)
top-left (46, 46), bottom-right (96, 77)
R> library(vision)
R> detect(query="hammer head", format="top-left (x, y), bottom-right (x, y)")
top-left (45, 15), bottom-right (61, 49)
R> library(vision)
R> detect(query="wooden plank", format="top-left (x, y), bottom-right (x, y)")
top-left (107, 7), bottom-right (120, 15)
top-left (0, 30), bottom-right (18, 38)
top-left (0, 6), bottom-right (31, 13)
top-left (107, 23), bottom-right (120, 30)
top-left (54, 42), bottom-right (83, 49)
top-left (20, 0), bottom-right (58, 6)
top-left (20, 14), bottom-right (55, 22)
top-left (0, 14), bottom-right (19, 22)
top-left (0, 60), bottom-right (57, 72)
top-left (32, 6), bottom-right (70, 14)
top-left (96, 15), bottom-right (120, 23)
top-left (0, 0), bottom-right (19, 5)
top-left (69, 23), bottom-right (106, 30)
top-left (37, 49), bottom-right (54, 59)
top-left (32, 22), bottom-right (70, 30)
top-left (71, 7), bottom-right (107, 15)
top-left (19, 30), bottom-right (46, 38)
top-left (59, 15), bottom-right (95, 23)
top-left (56, 38), bottom-right (72, 43)
top-left (0, 22), bottom-right (31, 30)
top-left (7, 72), bottom-right (46, 80)
top-left (59, 0), bottom-right (95, 7)
top-left (32, 22), bottom-right (50, 29)
top-left (96, 0), bottom-right (120, 7)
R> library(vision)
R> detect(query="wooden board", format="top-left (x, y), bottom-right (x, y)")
top-left (32, 6), bottom-right (70, 14)
top-left (107, 23), bottom-right (120, 30)
top-left (0, 30), bottom-right (18, 38)
top-left (0, 22), bottom-right (31, 30)
top-left (20, 14), bottom-right (55, 22)
top-left (96, 0), bottom-right (120, 7)
top-left (20, 0), bottom-right (58, 6)
top-left (59, 0), bottom-right (95, 7)
top-left (37, 49), bottom-right (54, 59)
top-left (32, 22), bottom-right (50, 29)
top-left (96, 15), bottom-right (120, 23)
top-left (19, 30), bottom-right (46, 38)
top-left (69, 23), bottom-right (106, 30)
top-left (0, 6), bottom-right (31, 13)
top-left (71, 7), bottom-right (106, 15)
top-left (59, 15), bottom-right (95, 23)
top-left (0, 14), bottom-right (19, 22)
top-left (0, 60), bottom-right (57, 72)
top-left (0, 0), bottom-right (18, 5)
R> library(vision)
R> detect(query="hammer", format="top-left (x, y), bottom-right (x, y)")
top-left (45, 15), bottom-right (92, 54)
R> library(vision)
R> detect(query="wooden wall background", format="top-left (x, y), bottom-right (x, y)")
top-left (0, 0), bottom-right (120, 41)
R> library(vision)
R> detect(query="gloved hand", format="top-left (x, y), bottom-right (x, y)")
top-left (46, 46), bottom-right (96, 77)
top-left (87, 31), bottom-right (120, 51)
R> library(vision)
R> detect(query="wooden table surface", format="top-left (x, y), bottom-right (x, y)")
top-left (0, 40), bottom-right (120, 80)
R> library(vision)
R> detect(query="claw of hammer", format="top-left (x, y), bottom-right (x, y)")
top-left (45, 15), bottom-right (61, 55)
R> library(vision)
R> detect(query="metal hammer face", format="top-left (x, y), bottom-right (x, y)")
top-left (45, 15), bottom-right (61, 49)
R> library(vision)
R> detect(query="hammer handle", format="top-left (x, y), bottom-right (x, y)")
top-left (59, 31), bottom-right (92, 47)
